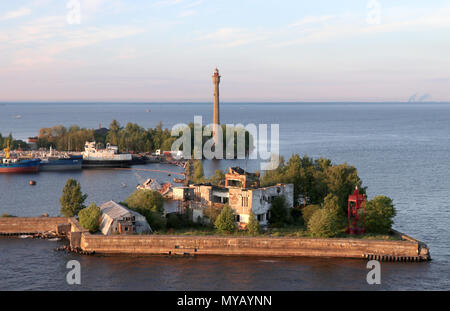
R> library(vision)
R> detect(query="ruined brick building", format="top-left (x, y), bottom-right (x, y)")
top-left (173, 167), bottom-right (294, 228)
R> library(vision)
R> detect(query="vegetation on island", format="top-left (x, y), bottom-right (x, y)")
top-left (214, 205), bottom-right (236, 234)
top-left (121, 152), bottom-right (396, 239)
top-left (306, 194), bottom-right (345, 238)
top-left (160, 153), bottom-right (396, 238)
top-left (260, 154), bottom-right (397, 238)
top-left (78, 203), bottom-right (101, 233)
top-left (35, 120), bottom-right (254, 157)
top-left (268, 196), bottom-right (292, 227)
top-left (364, 196), bottom-right (396, 234)
top-left (53, 151), bottom-right (396, 239)
top-left (122, 190), bottom-right (166, 231)
top-left (247, 213), bottom-right (261, 236)
top-left (0, 133), bottom-right (28, 150)
top-left (59, 178), bottom-right (87, 217)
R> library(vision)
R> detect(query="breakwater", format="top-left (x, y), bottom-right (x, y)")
top-left (0, 217), bottom-right (69, 235)
top-left (0, 217), bottom-right (431, 262)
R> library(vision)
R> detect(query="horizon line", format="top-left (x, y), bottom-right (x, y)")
top-left (1, 101), bottom-right (450, 104)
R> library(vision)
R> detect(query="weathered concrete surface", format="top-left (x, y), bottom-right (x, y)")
top-left (0, 217), bottom-right (430, 261)
top-left (80, 233), bottom-right (430, 261)
top-left (0, 217), bottom-right (69, 234)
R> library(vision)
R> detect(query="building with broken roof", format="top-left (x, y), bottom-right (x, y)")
top-left (99, 200), bottom-right (152, 235)
top-left (173, 167), bottom-right (294, 228)
top-left (225, 167), bottom-right (260, 188)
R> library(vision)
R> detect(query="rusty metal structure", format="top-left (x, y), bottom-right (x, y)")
top-left (345, 186), bottom-right (366, 235)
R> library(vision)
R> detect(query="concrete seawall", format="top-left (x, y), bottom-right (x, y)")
top-left (0, 217), bottom-right (69, 234)
top-left (0, 217), bottom-right (431, 262)
top-left (80, 233), bottom-right (430, 261)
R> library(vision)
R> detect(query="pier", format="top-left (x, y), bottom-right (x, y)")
top-left (0, 217), bottom-right (431, 262)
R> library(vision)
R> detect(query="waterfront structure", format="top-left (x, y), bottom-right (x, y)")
top-left (212, 68), bottom-right (221, 145)
top-left (174, 166), bottom-right (293, 227)
top-left (345, 186), bottom-right (366, 235)
top-left (99, 201), bottom-right (152, 235)
top-left (225, 167), bottom-right (260, 188)
top-left (27, 137), bottom-right (38, 150)
top-left (39, 149), bottom-right (82, 171)
top-left (82, 142), bottom-right (132, 168)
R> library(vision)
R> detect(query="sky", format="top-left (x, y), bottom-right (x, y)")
top-left (0, 0), bottom-right (449, 102)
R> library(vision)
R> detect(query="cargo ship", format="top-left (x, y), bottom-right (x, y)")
top-left (0, 148), bottom-right (41, 173)
top-left (82, 141), bottom-right (132, 168)
top-left (40, 155), bottom-right (83, 171)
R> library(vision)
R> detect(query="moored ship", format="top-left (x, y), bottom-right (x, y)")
top-left (38, 147), bottom-right (83, 171)
top-left (0, 148), bottom-right (41, 173)
top-left (40, 155), bottom-right (83, 171)
top-left (82, 141), bottom-right (132, 168)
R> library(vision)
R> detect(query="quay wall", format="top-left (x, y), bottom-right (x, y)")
top-left (80, 234), bottom-right (430, 261)
top-left (0, 217), bottom-right (431, 261)
top-left (0, 217), bottom-right (69, 234)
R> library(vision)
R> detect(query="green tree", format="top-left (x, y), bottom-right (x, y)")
top-left (193, 160), bottom-right (205, 183)
top-left (59, 178), bottom-right (87, 217)
top-left (301, 204), bottom-right (321, 224)
top-left (247, 212), bottom-right (260, 235)
top-left (365, 196), bottom-right (396, 234)
top-left (130, 206), bottom-right (167, 231)
top-left (214, 205), bottom-right (236, 234)
top-left (78, 203), bottom-right (101, 233)
top-left (323, 164), bottom-right (364, 215)
top-left (184, 160), bottom-right (193, 184)
top-left (166, 213), bottom-right (183, 229)
top-left (123, 190), bottom-right (166, 231)
top-left (269, 196), bottom-right (290, 227)
top-left (107, 120), bottom-right (121, 146)
top-left (124, 190), bottom-right (164, 214)
top-left (203, 206), bottom-right (221, 224)
top-left (307, 194), bottom-right (345, 237)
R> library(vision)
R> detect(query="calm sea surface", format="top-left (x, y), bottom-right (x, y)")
top-left (0, 102), bottom-right (449, 290)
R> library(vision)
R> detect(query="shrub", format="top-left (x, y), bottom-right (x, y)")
top-left (166, 213), bottom-right (183, 229)
top-left (203, 206), bottom-right (221, 224)
top-left (132, 207), bottom-right (166, 231)
top-left (269, 196), bottom-right (290, 227)
top-left (247, 212), bottom-right (260, 235)
top-left (290, 207), bottom-right (304, 225)
top-left (78, 203), bottom-right (101, 233)
top-left (59, 178), bottom-right (87, 217)
top-left (214, 205), bottom-right (236, 234)
top-left (301, 204), bottom-right (320, 224)
top-left (364, 196), bottom-right (396, 234)
top-left (193, 160), bottom-right (205, 183)
top-left (307, 195), bottom-right (345, 238)
top-left (124, 190), bottom-right (164, 214)
top-left (307, 208), bottom-right (342, 238)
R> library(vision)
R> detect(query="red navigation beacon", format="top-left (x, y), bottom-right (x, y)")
top-left (345, 186), bottom-right (366, 235)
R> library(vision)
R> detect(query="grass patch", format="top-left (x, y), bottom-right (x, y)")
top-left (152, 225), bottom-right (400, 240)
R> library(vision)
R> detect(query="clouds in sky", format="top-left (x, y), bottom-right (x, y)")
top-left (0, 0), bottom-right (449, 102)
top-left (1, 7), bottom-right (32, 20)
